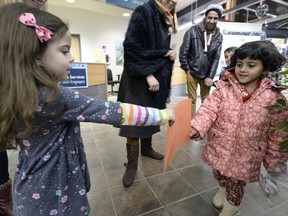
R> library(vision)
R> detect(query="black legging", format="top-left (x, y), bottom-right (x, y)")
top-left (0, 150), bottom-right (9, 185)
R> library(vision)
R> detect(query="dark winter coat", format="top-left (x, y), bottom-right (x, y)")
top-left (179, 21), bottom-right (223, 79)
top-left (117, 0), bottom-right (174, 138)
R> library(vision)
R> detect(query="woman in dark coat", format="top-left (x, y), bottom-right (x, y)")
top-left (117, 0), bottom-right (178, 187)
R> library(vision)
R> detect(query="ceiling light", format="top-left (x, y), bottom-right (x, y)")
top-left (123, 13), bottom-right (130, 17)
top-left (66, 0), bottom-right (75, 3)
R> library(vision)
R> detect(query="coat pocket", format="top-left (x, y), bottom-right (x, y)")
top-left (236, 138), bottom-right (267, 164)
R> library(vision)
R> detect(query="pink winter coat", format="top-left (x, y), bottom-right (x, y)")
top-left (191, 75), bottom-right (288, 182)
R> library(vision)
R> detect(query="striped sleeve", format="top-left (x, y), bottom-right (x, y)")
top-left (120, 103), bottom-right (170, 126)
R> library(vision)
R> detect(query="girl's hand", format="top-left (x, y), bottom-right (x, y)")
top-left (166, 109), bottom-right (175, 126)
top-left (204, 78), bottom-right (213, 87)
top-left (190, 128), bottom-right (200, 139)
top-left (146, 74), bottom-right (159, 92)
top-left (165, 50), bottom-right (177, 61)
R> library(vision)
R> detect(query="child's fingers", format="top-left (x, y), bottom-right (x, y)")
top-left (168, 120), bottom-right (174, 126)
top-left (190, 129), bottom-right (199, 139)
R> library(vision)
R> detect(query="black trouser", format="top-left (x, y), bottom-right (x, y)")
top-left (0, 150), bottom-right (9, 185)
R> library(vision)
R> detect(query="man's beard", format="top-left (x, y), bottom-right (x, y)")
top-left (205, 22), bottom-right (216, 31)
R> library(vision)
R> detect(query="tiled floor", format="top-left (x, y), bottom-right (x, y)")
top-left (7, 96), bottom-right (288, 216)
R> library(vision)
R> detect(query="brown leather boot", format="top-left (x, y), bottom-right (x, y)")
top-left (0, 178), bottom-right (13, 216)
top-left (141, 137), bottom-right (164, 160)
top-left (122, 143), bottom-right (139, 187)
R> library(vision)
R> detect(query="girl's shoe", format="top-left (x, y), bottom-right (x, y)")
top-left (219, 198), bottom-right (240, 216)
top-left (212, 186), bottom-right (225, 208)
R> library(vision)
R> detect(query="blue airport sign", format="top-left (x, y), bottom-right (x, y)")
top-left (60, 63), bottom-right (88, 88)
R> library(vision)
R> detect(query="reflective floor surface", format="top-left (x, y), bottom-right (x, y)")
top-left (8, 96), bottom-right (288, 216)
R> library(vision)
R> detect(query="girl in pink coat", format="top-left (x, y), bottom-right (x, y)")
top-left (190, 40), bottom-right (288, 216)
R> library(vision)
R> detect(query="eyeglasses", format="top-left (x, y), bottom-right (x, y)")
top-left (32, 0), bottom-right (47, 7)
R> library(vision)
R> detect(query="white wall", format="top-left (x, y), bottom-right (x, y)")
top-left (49, 5), bottom-right (129, 78)
top-left (48, 6), bottom-right (264, 80)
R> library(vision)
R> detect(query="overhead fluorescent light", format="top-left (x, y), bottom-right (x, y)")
top-left (66, 0), bottom-right (75, 3)
top-left (123, 13), bottom-right (130, 17)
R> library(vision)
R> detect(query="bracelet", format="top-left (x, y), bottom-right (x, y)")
top-left (0, 178), bottom-right (12, 190)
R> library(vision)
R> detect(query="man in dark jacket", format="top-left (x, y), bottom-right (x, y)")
top-left (179, 4), bottom-right (223, 116)
top-left (117, 0), bottom-right (178, 188)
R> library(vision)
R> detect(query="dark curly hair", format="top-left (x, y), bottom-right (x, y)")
top-left (230, 40), bottom-right (286, 72)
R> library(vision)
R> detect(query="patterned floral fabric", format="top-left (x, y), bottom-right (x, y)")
top-left (214, 169), bottom-right (246, 206)
top-left (191, 74), bottom-right (288, 183)
top-left (12, 86), bottom-right (171, 216)
top-left (13, 87), bottom-right (123, 215)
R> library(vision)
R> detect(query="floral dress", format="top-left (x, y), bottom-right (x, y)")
top-left (13, 86), bottom-right (123, 216)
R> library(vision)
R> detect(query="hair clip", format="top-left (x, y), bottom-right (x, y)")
top-left (18, 13), bottom-right (53, 43)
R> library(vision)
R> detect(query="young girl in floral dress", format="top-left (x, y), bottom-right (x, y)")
top-left (0, 3), bottom-right (175, 215)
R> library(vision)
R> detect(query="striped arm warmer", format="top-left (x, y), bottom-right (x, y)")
top-left (120, 103), bottom-right (170, 126)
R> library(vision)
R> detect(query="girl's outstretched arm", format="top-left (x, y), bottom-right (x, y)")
top-left (120, 103), bottom-right (175, 126)
top-left (50, 87), bottom-right (175, 127)
top-left (191, 88), bottom-right (222, 139)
